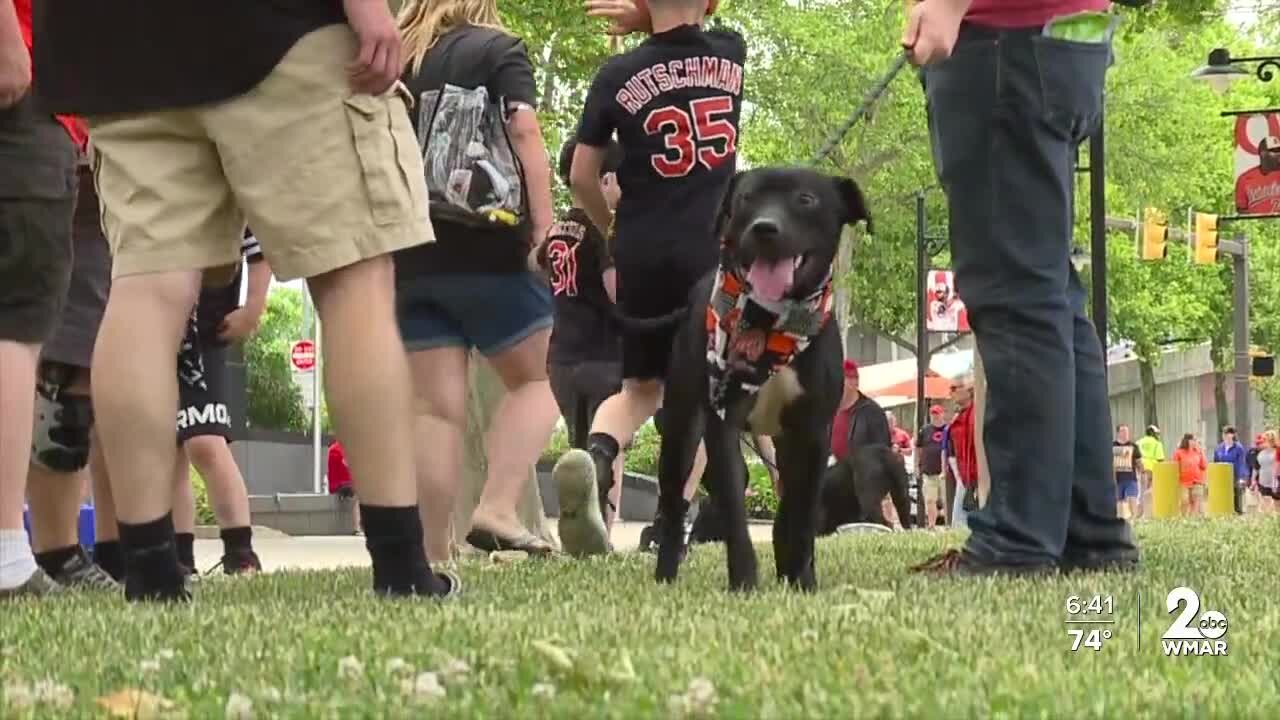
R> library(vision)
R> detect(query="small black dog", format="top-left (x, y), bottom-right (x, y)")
top-left (651, 167), bottom-right (871, 591)
top-left (815, 446), bottom-right (913, 534)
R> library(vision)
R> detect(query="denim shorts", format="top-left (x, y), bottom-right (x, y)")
top-left (1116, 479), bottom-right (1139, 501)
top-left (397, 271), bottom-right (553, 356)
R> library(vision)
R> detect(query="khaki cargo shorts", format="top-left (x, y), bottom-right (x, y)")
top-left (87, 25), bottom-right (433, 282)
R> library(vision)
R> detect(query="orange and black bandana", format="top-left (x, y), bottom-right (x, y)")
top-left (705, 267), bottom-right (834, 417)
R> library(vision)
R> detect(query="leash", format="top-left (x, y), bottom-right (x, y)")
top-left (809, 51), bottom-right (910, 167)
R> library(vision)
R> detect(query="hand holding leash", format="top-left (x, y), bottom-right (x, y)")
top-left (901, 0), bottom-right (971, 66)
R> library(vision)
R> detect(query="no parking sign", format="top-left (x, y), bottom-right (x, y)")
top-left (290, 339), bottom-right (317, 373)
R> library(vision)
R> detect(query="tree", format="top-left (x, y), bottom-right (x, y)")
top-left (244, 287), bottom-right (309, 432)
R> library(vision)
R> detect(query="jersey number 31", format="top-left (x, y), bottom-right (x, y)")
top-left (644, 95), bottom-right (737, 179)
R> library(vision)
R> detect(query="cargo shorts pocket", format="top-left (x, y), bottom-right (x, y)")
top-left (343, 91), bottom-right (416, 227)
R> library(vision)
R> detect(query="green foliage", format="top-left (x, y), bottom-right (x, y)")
top-left (190, 468), bottom-right (217, 526)
top-left (244, 288), bottom-right (309, 433)
top-left (625, 422), bottom-right (662, 476)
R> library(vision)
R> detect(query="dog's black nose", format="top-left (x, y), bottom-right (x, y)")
top-left (747, 218), bottom-right (780, 237)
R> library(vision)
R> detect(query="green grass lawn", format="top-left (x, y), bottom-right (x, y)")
top-left (3, 518), bottom-right (1278, 719)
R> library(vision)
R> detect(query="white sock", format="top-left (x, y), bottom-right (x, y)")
top-left (0, 529), bottom-right (39, 591)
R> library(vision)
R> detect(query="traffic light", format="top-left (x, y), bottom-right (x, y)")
top-left (1193, 212), bottom-right (1219, 265)
top-left (1140, 207), bottom-right (1168, 260)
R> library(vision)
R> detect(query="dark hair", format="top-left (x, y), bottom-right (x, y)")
top-left (1223, 425), bottom-right (1236, 435)
top-left (1179, 433), bottom-right (1194, 451)
top-left (558, 138), bottom-right (624, 187)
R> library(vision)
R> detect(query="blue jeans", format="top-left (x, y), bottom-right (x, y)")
top-left (922, 24), bottom-right (1135, 565)
top-left (951, 484), bottom-right (970, 530)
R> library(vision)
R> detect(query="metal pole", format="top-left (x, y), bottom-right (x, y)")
top-left (1089, 115), bottom-right (1108, 358)
top-left (312, 311), bottom-right (323, 495)
top-left (1232, 235), bottom-right (1251, 441)
top-left (915, 192), bottom-right (928, 529)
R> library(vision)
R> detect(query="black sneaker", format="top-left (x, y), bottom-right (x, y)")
top-left (207, 550), bottom-right (262, 576)
top-left (47, 547), bottom-right (120, 591)
top-left (641, 511), bottom-right (692, 558)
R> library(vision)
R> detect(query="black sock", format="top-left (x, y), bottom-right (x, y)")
top-left (359, 504), bottom-right (443, 597)
top-left (34, 545), bottom-right (81, 576)
top-left (219, 526), bottom-right (253, 557)
top-left (587, 432), bottom-right (621, 466)
top-left (119, 514), bottom-right (188, 602)
top-left (175, 532), bottom-right (195, 569)
top-left (93, 541), bottom-right (125, 582)
top-left (588, 433), bottom-right (621, 510)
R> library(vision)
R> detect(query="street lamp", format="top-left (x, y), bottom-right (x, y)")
top-left (1190, 48), bottom-right (1277, 94)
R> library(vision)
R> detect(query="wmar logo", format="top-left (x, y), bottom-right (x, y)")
top-left (1161, 587), bottom-right (1228, 657)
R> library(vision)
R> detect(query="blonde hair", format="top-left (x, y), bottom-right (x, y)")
top-left (1266, 430), bottom-right (1278, 448)
top-left (398, 0), bottom-right (506, 75)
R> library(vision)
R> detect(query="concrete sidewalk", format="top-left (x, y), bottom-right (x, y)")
top-left (193, 521), bottom-right (775, 573)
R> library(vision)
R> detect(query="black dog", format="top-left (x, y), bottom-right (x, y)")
top-left (649, 167), bottom-right (871, 592)
top-left (815, 446), bottom-right (913, 534)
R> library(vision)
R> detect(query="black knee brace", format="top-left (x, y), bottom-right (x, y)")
top-left (32, 361), bottom-right (94, 473)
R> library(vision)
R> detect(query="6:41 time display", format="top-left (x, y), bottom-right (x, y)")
top-left (1065, 595), bottom-right (1114, 616)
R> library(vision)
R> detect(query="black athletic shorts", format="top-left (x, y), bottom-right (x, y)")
top-left (615, 259), bottom-right (709, 381)
top-left (176, 318), bottom-right (235, 445)
top-left (42, 166), bottom-right (110, 369)
top-left (0, 95), bottom-right (78, 344)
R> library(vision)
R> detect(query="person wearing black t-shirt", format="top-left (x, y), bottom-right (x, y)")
top-left (544, 138), bottom-right (625, 527)
top-left (552, 0), bottom-right (744, 556)
top-left (395, 0), bottom-right (558, 562)
top-left (35, 0), bottom-right (452, 602)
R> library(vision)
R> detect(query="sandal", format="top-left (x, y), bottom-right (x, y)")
top-left (465, 527), bottom-right (555, 556)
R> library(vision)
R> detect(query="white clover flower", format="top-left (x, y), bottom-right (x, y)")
top-left (438, 658), bottom-right (470, 684)
top-left (404, 672), bottom-right (446, 704)
top-left (531, 683), bottom-right (556, 700)
top-left (157, 649), bottom-right (176, 661)
top-left (384, 658), bottom-right (412, 675)
top-left (30, 679), bottom-right (74, 709)
top-left (337, 656), bottom-right (364, 681)
top-left (140, 659), bottom-right (162, 674)
top-left (4, 683), bottom-right (34, 710)
top-left (225, 692), bottom-right (254, 720)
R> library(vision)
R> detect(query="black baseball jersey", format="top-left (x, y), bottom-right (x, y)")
top-left (546, 208), bottom-right (621, 365)
top-left (576, 24), bottom-right (746, 275)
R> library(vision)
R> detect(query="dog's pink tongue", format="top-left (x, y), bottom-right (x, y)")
top-left (746, 260), bottom-right (795, 303)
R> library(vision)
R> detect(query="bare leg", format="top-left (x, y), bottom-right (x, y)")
top-left (682, 442), bottom-right (707, 502)
top-left (26, 368), bottom-right (91, 556)
top-left (1, 342), bottom-right (51, 590)
top-left (308, 258), bottom-right (419, 507)
top-left (183, 436), bottom-right (250, 528)
top-left (93, 271), bottom-right (200, 526)
top-left (472, 328), bottom-right (559, 545)
top-left (407, 346), bottom-right (469, 565)
top-left (172, 451), bottom-right (197, 535)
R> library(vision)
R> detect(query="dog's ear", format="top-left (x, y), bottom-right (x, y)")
top-left (835, 177), bottom-right (872, 234)
top-left (714, 171), bottom-right (744, 241)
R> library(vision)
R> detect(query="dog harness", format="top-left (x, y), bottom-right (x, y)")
top-left (705, 265), bottom-right (834, 417)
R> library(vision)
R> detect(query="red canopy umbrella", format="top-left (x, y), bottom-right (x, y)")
top-left (872, 374), bottom-right (954, 401)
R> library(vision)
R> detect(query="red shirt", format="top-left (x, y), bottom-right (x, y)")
top-left (967, 0), bottom-right (1110, 28)
top-left (831, 405), bottom-right (853, 461)
top-left (948, 405), bottom-right (979, 489)
top-left (327, 442), bottom-right (352, 494)
top-left (891, 427), bottom-right (912, 453)
top-left (14, 0), bottom-right (87, 149)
